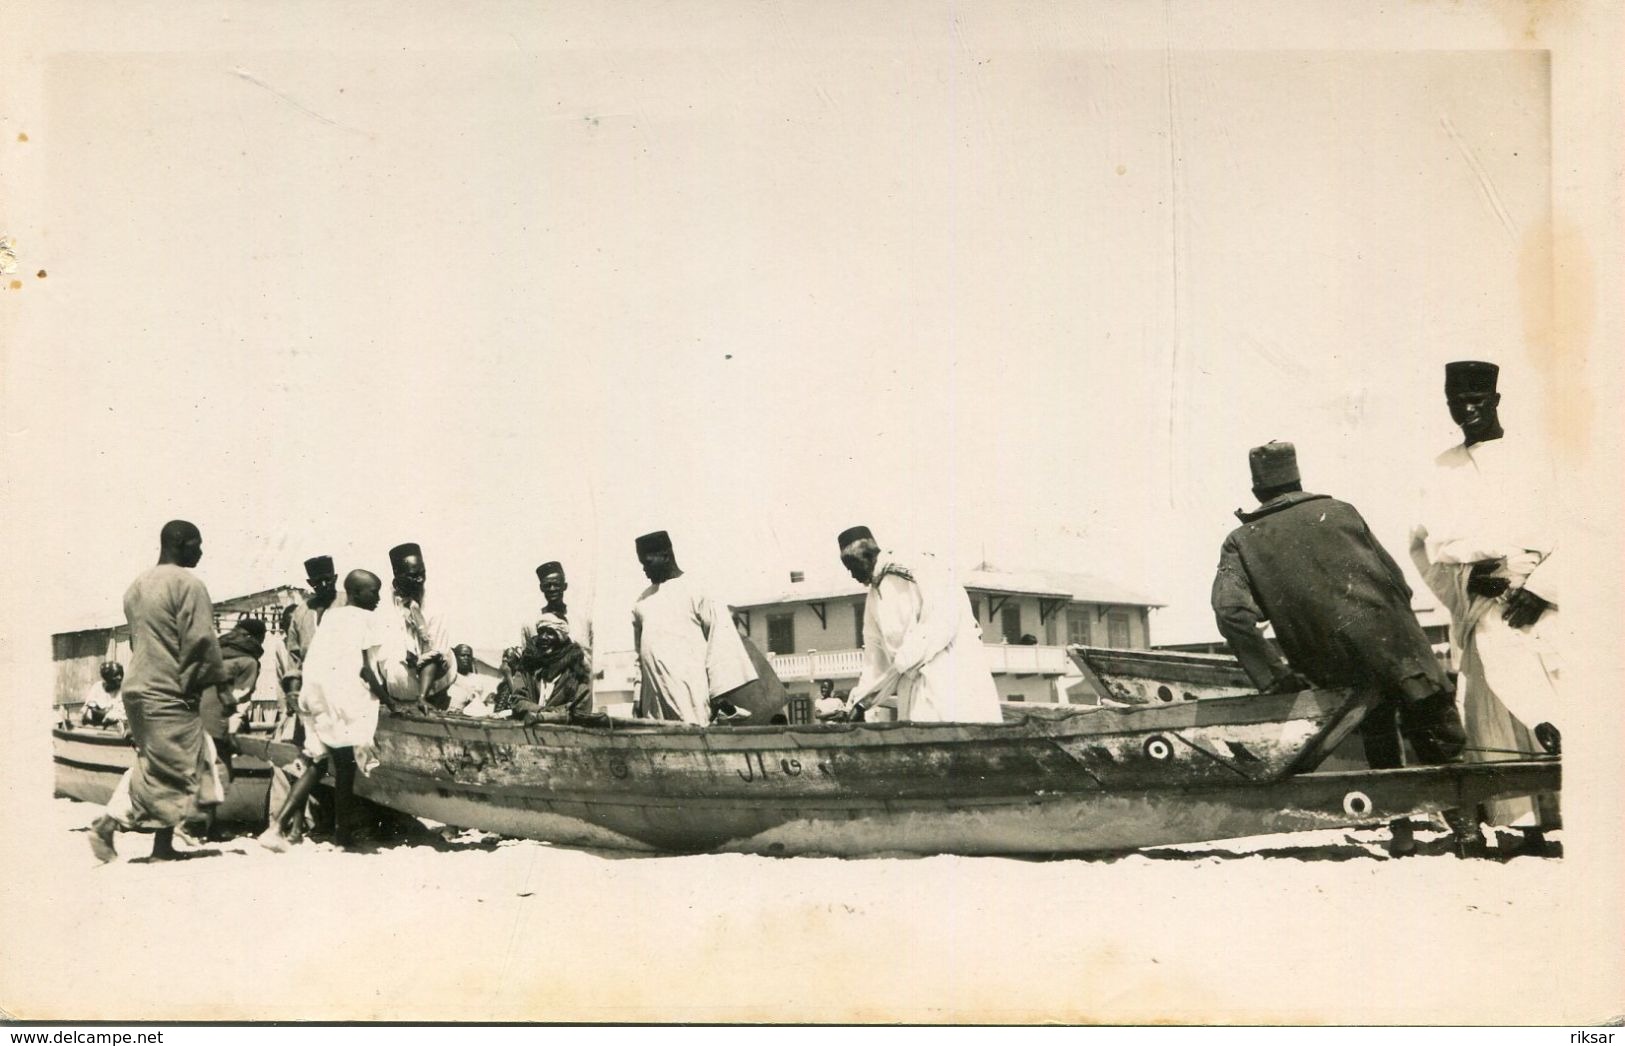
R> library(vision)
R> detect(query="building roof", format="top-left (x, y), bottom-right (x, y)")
top-left (964, 565), bottom-right (1162, 607)
top-left (53, 584), bottom-right (308, 638)
top-left (732, 563), bottom-right (1160, 610)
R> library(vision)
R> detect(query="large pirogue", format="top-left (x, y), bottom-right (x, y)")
top-left (342, 647), bottom-right (1558, 857)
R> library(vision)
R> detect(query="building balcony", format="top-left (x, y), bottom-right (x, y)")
top-left (767, 643), bottom-right (1073, 682)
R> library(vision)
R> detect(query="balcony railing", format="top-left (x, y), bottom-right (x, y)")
top-left (767, 643), bottom-right (1071, 681)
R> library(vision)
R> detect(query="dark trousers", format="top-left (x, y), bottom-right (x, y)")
top-left (1360, 689), bottom-right (1467, 769)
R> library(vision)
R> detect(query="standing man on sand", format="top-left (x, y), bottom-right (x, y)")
top-left (261, 569), bottom-right (391, 852)
top-left (88, 520), bottom-right (226, 862)
top-left (269, 555), bottom-right (339, 840)
top-left (836, 526), bottom-right (1003, 724)
top-left (631, 530), bottom-right (760, 725)
top-left (1412, 361), bottom-right (1562, 855)
top-left (1210, 442), bottom-right (1472, 856)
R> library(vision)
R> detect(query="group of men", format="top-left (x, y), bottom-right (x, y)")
top-left (84, 359), bottom-right (1559, 863)
top-left (87, 535), bottom-right (597, 861)
top-left (1210, 360), bottom-right (1561, 857)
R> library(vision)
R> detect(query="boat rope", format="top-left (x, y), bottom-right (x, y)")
top-left (1457, 745), bottom-right (1557, 758)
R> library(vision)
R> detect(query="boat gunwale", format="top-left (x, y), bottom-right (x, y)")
top-left (374, 686), bottom-right (1363, 750)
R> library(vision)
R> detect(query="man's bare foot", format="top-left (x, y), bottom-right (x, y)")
top-left (88, 816), bottom-right (118, 863)
top-left (257, 826), bottom-right (291, 853)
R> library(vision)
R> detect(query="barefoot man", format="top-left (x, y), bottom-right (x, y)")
top-left (88, 520), bottom-right (226, 862)
top-left (261, 569), bottom-right (390, 851)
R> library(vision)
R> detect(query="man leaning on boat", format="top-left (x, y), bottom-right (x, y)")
top-left (834, 525), bottom-right (1003, 724)
top-left (1210, 442), bottom-right (1474, 857)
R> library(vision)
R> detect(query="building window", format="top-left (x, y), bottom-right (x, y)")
top-left (1043, 615), bottom-right (1058, 646)
top-left (767, 613), bottom-right (796, 655)
top-left (1001, 603), bottom-right (1022, 644)
top-left (854, 600), bottom-right (865, 648)
top-left (1108, 611), bottom-right (1132, 649)
top-left (1066, 610), bottom-right (1091, 646)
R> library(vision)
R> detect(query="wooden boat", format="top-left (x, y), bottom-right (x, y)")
top-left (286, 646), bottom-right (1554, 856)
top-left (53, 725), bottom-right (276, 825)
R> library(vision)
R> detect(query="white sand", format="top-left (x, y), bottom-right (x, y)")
top-left (0, 795), bottom-right (1612, 1024)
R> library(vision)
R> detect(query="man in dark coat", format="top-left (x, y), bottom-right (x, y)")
top-left (1211, 442), bottom-right (1471, 855)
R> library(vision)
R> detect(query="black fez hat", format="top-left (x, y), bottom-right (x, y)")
top-left (1445, 360), bottom-right (1499, 394)
top-left (1248, 441), bottom-right (1300, 488)
top-left (303, 555), bottom-right (336, 579)
top-left (388, 542), bottom-right (423, 574)
top-left (837, 525), bottom-right (875, 550)
top-left (236, 618), bottom-right (268, 640)
top-left (535, 561), bottom-right (565, 579)
top-left (635, 531), bottom-right (673, 556)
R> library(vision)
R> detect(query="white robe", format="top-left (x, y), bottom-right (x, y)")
top-left (298, 605), bottom-right (389, 754)
top-left (632, 574), bottom-right (757, 725)
top-left (1415, 436), bottom-right (1561, 829)
top-left (849, 550), bottom-right (1002, 724)
top-left (1417, 436), bottom-right (1562, 728)
top-left (376, 594), bottom-right (459, 704)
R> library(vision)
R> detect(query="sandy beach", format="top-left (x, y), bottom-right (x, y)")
top-left (1, 793), bottom-right (1608, 1025)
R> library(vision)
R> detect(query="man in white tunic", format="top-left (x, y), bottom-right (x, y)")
top-left (1412, 360), bottom-right (1561, 851)
top-left (631, 530), bottom-right (758, 725)
top-left (260, 569), bottom-right (390, 851)
top-left (837, 526), bottom-right (1002, 724)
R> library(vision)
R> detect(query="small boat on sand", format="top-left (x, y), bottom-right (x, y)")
top-left (53, 725), bottom-right (276, 825)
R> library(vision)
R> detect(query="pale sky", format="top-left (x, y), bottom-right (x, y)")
top-left (0, 18), bottom-right (1584, 681)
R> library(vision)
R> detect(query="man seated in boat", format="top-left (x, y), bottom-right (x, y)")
top-left (503, 619), bottom-right (595, 721)
top-left (834, 526), bottom-right (1003, 724)
top-left (814, 678), bottom-right (844, 720)
top-left (445, 645), bottom-right (497, 715)
top-left (79, 662), bottom-right (128, 733)
top-left (1210, 441), bottom-right (1473, 856)
top-left (376, 542), bottom-right (457, 714)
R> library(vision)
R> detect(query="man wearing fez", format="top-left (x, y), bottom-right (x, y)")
top-left (89, 520), bottom-right (226, 862)
top-left (1212, 442), bottom-right (1471, 855)
top-left (1412, 361), bottom-right (1561, 852)
top-left (631, 531), bottom-right (760, 725)
top-left (284, 555), bottom-right (340, 698)
top-left (270, 554), bottom-right (339, 837)
top-left (535, 561), bottom-right (593, 657)
top-left (378, 542), bottom-right (457, 713)
top-left (836, 526), bottom-right (1002, 724)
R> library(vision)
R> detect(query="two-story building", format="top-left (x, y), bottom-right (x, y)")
top-left (726, 563), bottom-right (1161, 707)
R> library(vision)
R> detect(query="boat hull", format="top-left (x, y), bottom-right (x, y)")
top-left (359, 756), bottom-right (1558, 856)
top-left (52, 727), bottom-right (275, 826)
top-left (345, 687), bottom-right (1558, 855)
